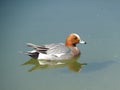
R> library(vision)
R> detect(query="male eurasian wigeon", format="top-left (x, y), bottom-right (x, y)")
top-left (26, 33), bottom-right (86, 60)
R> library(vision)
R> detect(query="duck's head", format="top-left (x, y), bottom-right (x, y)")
top-left (65, 33), bottom-right (86, 47)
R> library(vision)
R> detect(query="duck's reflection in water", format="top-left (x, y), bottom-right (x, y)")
top-left (22, 56), bottom-right (87, 72)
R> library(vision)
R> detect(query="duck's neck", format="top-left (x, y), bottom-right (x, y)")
top-left (65, 42), bottom-right (76, 47)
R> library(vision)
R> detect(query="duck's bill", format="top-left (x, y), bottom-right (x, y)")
top-left (80, 40), bottom-right (87, 44)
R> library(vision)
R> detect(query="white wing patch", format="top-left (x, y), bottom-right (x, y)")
top-left (38, 53), bottom-right (65, 60)
top-left (38, 53), bottom-right (50, 60)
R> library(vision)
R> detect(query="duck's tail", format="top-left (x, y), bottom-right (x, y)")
top-left (20, 50), bottom-right (39, 59)
top-left (25, 50), bottom-right (39, 59)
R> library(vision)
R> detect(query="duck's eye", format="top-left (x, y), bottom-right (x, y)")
top-left (73, 37), bottom-right (77, 40)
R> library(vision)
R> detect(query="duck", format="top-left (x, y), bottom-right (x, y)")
top-left (25, 33), bottom-right (86, 60)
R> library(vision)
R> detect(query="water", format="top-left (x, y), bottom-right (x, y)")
top-left (0, 0), bottom-right (120, 90)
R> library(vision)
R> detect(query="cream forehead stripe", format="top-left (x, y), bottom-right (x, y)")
top-left (72, 33), bottom-right (80, 40)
